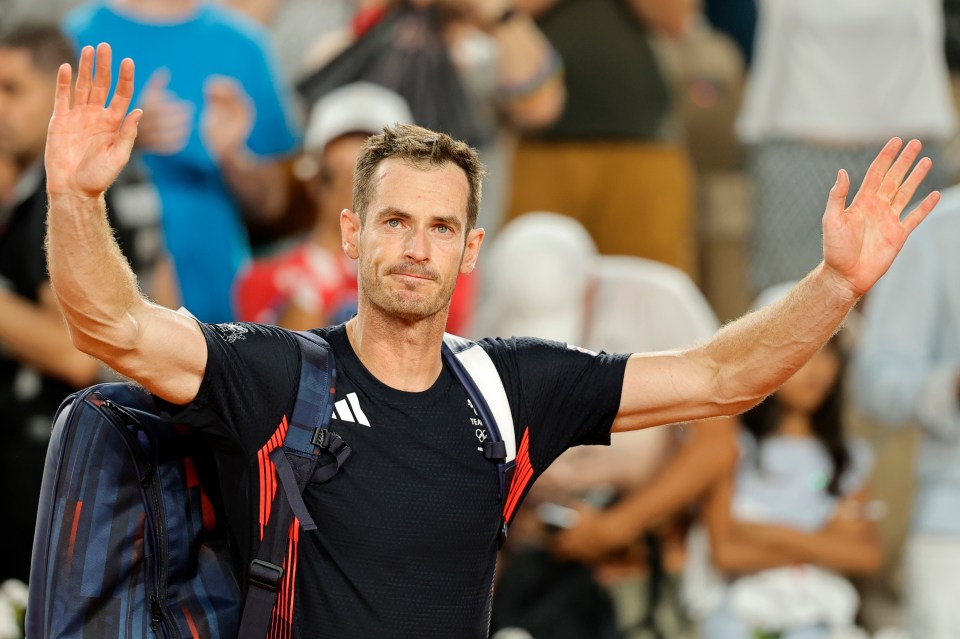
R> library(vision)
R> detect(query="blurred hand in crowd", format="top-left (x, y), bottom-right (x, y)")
top-left (551, 504), bottom-right (636, 563)
top-left (135, 69), bottom-right (192, 156)
top-left (201, 75), bottom-right (254, 163)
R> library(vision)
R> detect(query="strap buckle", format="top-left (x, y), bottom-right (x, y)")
top-left (248, 559), bottom-right (283, 593)
top-left (483, 440), bottom-right (507, 463)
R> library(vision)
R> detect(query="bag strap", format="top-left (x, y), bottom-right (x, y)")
top-left (441, 334), bottom-right (516, 547)
top-left (239, 331), bottom-right (348, 639)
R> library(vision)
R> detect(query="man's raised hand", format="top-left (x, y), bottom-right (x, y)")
top-left (822, 137), bottom-right (940, 297)
top-left (45, 43), bottom-right (142, 200)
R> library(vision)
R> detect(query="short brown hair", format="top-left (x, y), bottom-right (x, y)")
top-left (0, 23), bottom-right (75, 74)
top-left (353, 124), bottom-right (486, 230)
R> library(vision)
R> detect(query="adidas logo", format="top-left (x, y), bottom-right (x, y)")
top-left (333, 392), bottom-right (370, 427)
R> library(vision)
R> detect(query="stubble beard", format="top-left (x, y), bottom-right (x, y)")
top-left (359, 259), bottom-right (457, 324)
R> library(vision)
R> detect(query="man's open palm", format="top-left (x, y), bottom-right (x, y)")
top-left (822, 138), bottom-right (940, 295)
top-left (46, 43), bottom-right (141, 200)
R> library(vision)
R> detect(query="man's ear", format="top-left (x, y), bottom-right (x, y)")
top-left (460, 227), bottom-right (485, 274)
top-left (340, 209), bottom-right (361, 259)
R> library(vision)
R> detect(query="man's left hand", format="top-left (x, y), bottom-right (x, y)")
top-left (822, 137), bottom-right (940, 297)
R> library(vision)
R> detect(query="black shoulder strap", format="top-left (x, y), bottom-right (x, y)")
top-left (441, 334), bottom-right (517, 547)
top-left (239, 331), bottom-right (349, 639)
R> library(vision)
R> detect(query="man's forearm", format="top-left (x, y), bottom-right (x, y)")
top-left (46, 193), bottom-right (143, 358)
top-left (703, 263), bottom-right (858, 413)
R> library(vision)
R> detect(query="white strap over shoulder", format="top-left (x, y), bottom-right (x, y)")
top-left (443, 334), bottom-right (517, 464)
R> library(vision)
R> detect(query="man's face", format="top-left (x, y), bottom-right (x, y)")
top-left (342, 158), bottom-right (483, 323)
top-left (0, 48), bottom-right (56, 166)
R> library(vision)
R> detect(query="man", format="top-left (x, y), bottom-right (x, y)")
top-left (45, 44), bottom-right (937, 637)
top-left (0, 25), bottom-right (120, 582)
top-left (64, 0), bottom-right (302, 323)
top-left (852, 185), bottom-right (960, 639)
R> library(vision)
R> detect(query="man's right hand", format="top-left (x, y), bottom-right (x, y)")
top-left (45, 43), bottom-right (142, 201)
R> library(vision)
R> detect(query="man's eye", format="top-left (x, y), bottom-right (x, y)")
top-left (387, 219), bottom-right (401, 228)
top-left (437, 225), bottom-right (450, 234)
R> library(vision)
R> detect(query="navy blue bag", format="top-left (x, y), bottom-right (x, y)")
top-left (26, 332), bottom-right (345, 639)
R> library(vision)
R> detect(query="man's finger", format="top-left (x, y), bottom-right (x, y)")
top-left (878, 139), bottom-right (922, 200)
top-left (859, 137), bottom-right (903, 195)
top-left (117, 108), bottom-right (143, 157)
top-left (824, 169), bottom-right (850, 220)
top-left (108, 57), bottom-right (135, 119)
top-left (89, 42), bottom-right (112, 106)
top-left (891, 156), bottom-right (933, 214)
top-left (74, 45), bottom-right (94, 106)
top-left (901, 190), bottom-right (940, 235)
top-left (53, 63), bottom-right (72, 116)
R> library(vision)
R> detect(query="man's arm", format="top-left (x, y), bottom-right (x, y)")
top-left (612, 138), bottom-right (940, 431)
top-left (45, 44), bottom-right (206, 405)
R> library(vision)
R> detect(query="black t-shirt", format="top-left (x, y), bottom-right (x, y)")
top-left (163, 322), bottom-right (629, 638)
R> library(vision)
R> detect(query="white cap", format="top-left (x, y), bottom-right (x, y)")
top-left (303, 82), bottom-right (414, 153)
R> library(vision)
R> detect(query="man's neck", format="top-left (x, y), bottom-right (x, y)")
top-left (345, 306), bottom-right (449, 393)
top-left (110, 0), bottom-right (200, 21)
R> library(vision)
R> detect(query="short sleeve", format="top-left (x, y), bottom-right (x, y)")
top-left (481, 337), bottom-right (629, 475)
top-left (157, 321), bottom-right (301, 455)
top-left (241, 31), bottom-right (301, 157)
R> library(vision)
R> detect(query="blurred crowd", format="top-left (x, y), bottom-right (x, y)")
top-left (2, 1), bottom-right (960, 637)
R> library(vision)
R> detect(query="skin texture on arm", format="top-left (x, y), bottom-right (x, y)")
top-left (552, 415), bottom-right (738, 561)
top-left (45, 44), bottom-right (206, 405)
top-left (611, 138), bottom-right (940, 432)
top-left (0, 284), bottom-right (100, 388)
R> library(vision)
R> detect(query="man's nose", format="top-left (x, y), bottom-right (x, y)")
top-left (403, 226), bottom-right (430, 262)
